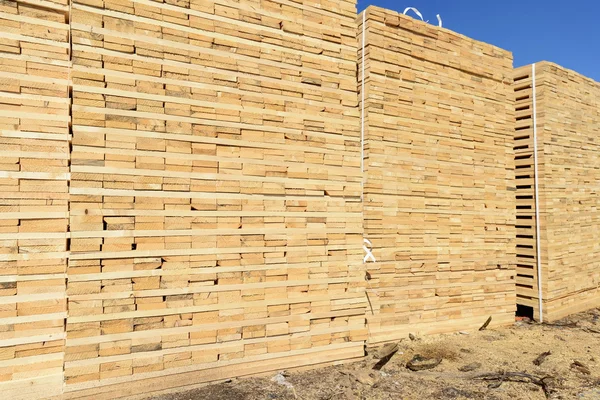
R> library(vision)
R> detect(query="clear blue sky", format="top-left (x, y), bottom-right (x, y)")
top-left (357, 0), bottom-right (600, 82)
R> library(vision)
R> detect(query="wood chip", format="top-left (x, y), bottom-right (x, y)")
top-left (571, 361), bottom-right (591, 375)
top-left (533, 351), bottom-right (552, 366)
top-left (479, 316), bottom-right (493, 331)
top-left (458, 362), bottom-right (482, 372)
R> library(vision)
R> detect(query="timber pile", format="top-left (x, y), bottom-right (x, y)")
top-left (358, 6), bottom-right (516, 344)
top-left (66, 0), bottom-right (365, 397)
top-left (513, 62), bottom-right (600, 321)
top-left (0, 0), bottom-right (70, 399)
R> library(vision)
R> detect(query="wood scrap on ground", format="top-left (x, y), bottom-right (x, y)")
top-left (479, 316), bottom-right (493, 331)
top-left (458, 362), bottom-right (482, 372)
top-left (571, 361), bottom-right (591, 375)
top-left (372, 342), bottom-right (400, 370)
top-left (473, 372), bottom-right (554, 398)
top-left (533, 351), bottom-right (551, 366)
top-left (583, 327), bottom-right (600, 334)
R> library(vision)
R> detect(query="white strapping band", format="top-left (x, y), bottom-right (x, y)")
top-left (403, 7), bottom-right (443, 27)
top-left (532, 63), bottom-right (544, 322)
top-left (361, 10), bottom-right (365, 192)
top-left (403, 7), bottom-right (424, 21)
top-left (360, 11), bottom-right (375, 266)
top-left (363, 239), bottom-right (376, 263)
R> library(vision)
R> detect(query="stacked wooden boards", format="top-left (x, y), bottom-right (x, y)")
top-left (65, 0), bottom-right (366, 397)
top-left (0, 0), bottom-right (70, 398)
top-left (513, 62), bottom-right (600, 321)
top-left (0, 0), bottom-right (537, 397)
top-left (358, 6), bottom-right (516, 344)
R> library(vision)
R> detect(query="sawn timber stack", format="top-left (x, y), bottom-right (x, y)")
top-left (66, 0), bottom-right (365, 397)
top-left (358, 6), bottom-right (516, 344)
top-left (0, 0), bottom-right (542, 398)
top-left (513, 62), bottom-right (600, 321)
top-left (0, 0), bottom-right (70, 399)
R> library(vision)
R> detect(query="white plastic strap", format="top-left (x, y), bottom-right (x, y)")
top-left (403, 7), bottom-right (443, 27)
top-left (361, 10), bottom-right (365, 187)
top-left (532, 63), bottom-right (544, 322)
top-left (403, 7), bottom-right (424, 21)
top-left (363, 239), bottom-right (376, 263)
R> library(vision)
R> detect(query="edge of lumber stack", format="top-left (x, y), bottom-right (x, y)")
top-left (0, 0), bottom-right (70, 399)
top-left (65, 0), bottom-right (366, 397)
top-left (513, 62), bottom-right (600, 322)
top-left (359, 6), bottom-right (516, 345)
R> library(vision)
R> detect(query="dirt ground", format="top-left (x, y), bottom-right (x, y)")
top-left (150, 309), bottom-right (600, 400)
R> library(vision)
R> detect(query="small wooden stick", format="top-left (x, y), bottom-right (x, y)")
top-left (479, 316), bottom-right (492, 331)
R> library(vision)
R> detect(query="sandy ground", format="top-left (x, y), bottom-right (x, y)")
top-left (150, 309), bottom-right (600, 400)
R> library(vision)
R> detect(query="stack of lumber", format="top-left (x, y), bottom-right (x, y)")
top-left (0, 0), bottom-right (70, 399)
top-left (513, 62), bottom-right (600, 321)
top-left (66, 0), bottom-right (365, 397)
top-left (358, 6), bottom-right (516, 344)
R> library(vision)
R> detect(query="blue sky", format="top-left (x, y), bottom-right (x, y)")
top-left (357, 0), bottom-right (600, 82)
